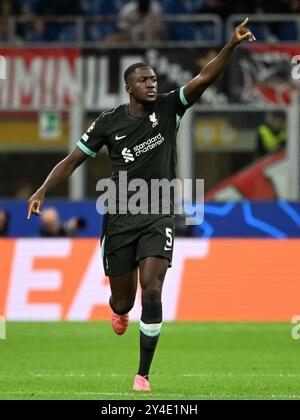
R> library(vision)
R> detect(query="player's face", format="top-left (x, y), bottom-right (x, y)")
top-left (127, 67), bottom-right (158, 103)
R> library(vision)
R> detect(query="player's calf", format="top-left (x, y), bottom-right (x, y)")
top-left (137, 302), bottom-right (162, 380)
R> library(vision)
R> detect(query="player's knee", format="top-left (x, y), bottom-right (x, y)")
top-left (142, 284), bottom-right (162, 304)
top-left (111, 299), bottom-right (134, 315)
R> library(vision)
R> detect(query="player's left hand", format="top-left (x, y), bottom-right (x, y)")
top-left (229, 17), bottom-right (256, 46)
top-left (27, 190), bottom-right (45, 220)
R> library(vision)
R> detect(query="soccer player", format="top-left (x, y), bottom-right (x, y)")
top-left (27, 19), bottom-right (255, 392)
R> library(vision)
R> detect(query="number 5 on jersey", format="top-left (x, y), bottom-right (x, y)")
top-left (164, 228), bottom-right (173, 251)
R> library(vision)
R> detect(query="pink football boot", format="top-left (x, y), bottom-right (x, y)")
top-left (132, 375), bottom-right (151, 392)
top-left (111, 313), bottom-right (129, 335)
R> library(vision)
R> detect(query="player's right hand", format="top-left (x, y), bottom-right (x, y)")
top-left (27, 190), bottom-right (45, 220)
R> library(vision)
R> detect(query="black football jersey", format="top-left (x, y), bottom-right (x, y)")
top-left (77, 87), bottom-right (190, 213)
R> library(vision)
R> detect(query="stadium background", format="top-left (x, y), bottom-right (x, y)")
top-left (1, 0), bottom-right (300, 400)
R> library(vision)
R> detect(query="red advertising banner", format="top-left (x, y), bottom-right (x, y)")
top-left (0, 47), bottom-right (227, 110)
top-left (0, 238), bottom-right (299, 322)
top-left (0, 48), bottom-right (80, 109)
top-left (1, 45), bottom-right (299, 109)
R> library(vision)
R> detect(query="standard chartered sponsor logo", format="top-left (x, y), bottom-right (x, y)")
top-left (133, 133), bottom-right (165, 157)
top-left (122, 148), bottom-right (135, 163)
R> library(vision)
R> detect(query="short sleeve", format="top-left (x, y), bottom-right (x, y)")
top-left (77, 113), bottom-right (107, 158)
top-left (160, 87), bottom-right (191, 118)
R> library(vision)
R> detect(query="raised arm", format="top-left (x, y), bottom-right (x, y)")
top-left (183, 18), bottom-right (256, 105)
top-left (27, 148), bottom-right (88, 219)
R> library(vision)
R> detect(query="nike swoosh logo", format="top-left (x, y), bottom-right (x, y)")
top-left (115, 134), bottom-right (127, 141)
top-left (164, 247), bottom-right (172, 251)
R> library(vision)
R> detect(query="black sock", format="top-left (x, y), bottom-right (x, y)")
top-left (138, 302), bottom-right (162, 379)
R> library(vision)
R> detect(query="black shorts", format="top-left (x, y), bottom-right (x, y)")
top-left (101, 214), bottom-right (175, 277)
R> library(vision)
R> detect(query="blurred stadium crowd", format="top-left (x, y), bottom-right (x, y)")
top-left (0, 0), bottom-right (299, 43)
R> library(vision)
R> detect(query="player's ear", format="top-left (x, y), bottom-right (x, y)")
top-left (126, 85), bottom-right (131, 94)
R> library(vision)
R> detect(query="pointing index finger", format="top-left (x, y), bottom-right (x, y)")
top-left (240, 17), bottom-right (249, 27)
top-left (27, 202), bottom-right (33, 220)
top-left (27, 200), bottom-right (41, 220)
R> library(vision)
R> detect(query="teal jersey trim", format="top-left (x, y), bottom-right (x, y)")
top-left (102, 108), bottom-right (116, 116)
top-left (176, 114), bottom-right (182, 129)
top-left (77, 141), bottom-right (97, 158)
top-left (179, 86), bottom-right (189, 107)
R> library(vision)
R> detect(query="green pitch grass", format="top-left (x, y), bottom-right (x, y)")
top-left (0, 322), bottom-right (300, 400)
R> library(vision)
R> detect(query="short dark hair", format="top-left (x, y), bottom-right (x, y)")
top-left (124, 62), bottom-right (152, 83)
